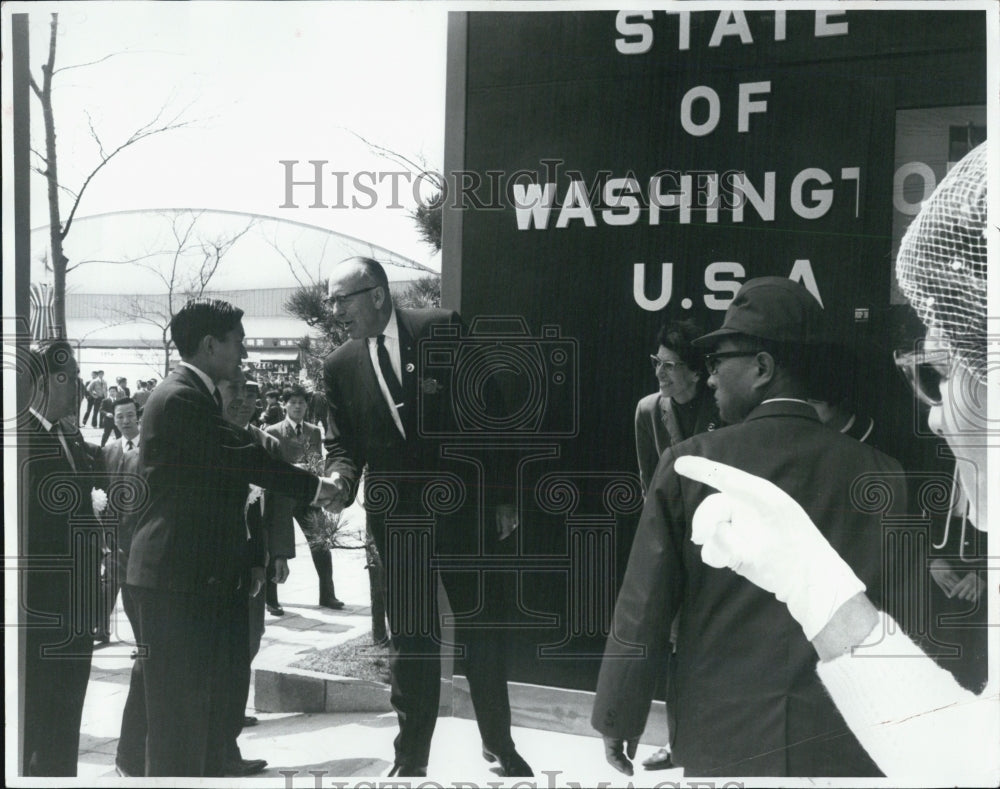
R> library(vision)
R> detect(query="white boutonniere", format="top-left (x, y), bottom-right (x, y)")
top-left (91, 487), bottom-right (108, 514)
top-left (405, 362), bottom-right (415, 374)
top-left (419, 377), bottom-right (441, 394)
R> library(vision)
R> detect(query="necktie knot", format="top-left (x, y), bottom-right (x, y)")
top-left (126, 439), bottom-right (134, 451)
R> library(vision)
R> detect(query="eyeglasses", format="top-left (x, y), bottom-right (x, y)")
top-left (650, 355), bottom-right (684, 373)
top-left (323, 285), bottom-right (378, 309)
top-left (704, 350), bottom-right (762, 376)
top-left (894, 348), bottom-right (952, 407)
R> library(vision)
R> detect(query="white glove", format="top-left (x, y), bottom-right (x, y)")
top-left (675, 455), bottom-right (865, 641)
top-left (91, 487), bottom-right (109, 515)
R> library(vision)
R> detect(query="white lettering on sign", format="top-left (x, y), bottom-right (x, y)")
top-left (790, 168), bottom-right (833, 220)
top-left (680, 86), bottom-right (721, 136)
top-left (634, 263), bottom-right (674, 310)
top-left (602, 177), bottom-right (642, 226)
top-left (704, 262), bottom-right (746, 309)
top-left (631, 260), bottom-right (824, 311)
top-left (614, 10), bottom-right (849, 54)
top-left (893, 161), bottom-right (936, 216)
top-left (555, 180), bottom-right (597, 228)
top-left (709, 10), bottom-right (753, 47)
top-left (512, 182), bottom-right (557, 229)
top-left (614, 11), bottom-right (655, 55)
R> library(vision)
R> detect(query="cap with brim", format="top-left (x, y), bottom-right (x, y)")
top-left (693, 277), bottom-right (827, 348)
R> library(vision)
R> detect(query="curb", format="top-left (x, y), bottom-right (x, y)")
top-left (255, 665), bottom-right (394, 713)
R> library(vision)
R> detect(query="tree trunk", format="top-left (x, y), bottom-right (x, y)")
top-left (38, 14), bottom-right (68, 336)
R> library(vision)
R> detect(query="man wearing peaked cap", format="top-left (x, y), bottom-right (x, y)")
top-left (592, 277), bottom-right (906, 777)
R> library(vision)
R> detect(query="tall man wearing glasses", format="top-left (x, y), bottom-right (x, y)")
top-left (593, 277), bottom-right (906, 777)
top-left (321, 257), bottom-right (531, 778)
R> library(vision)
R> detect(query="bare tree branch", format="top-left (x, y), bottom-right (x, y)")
top-left (52, 51), bottom-right (128, 76)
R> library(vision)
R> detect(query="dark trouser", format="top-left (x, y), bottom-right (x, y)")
top-left (370, 517), bottom-right (515, 767)
top-left (99, 548), bottom-right (133, 639)
top-left (115, 586), bottom-right (147, 775)
top-left (267, 506), bottom-right (337, 606)
top-left (22, 574), bottom-right (95, 777)
top-left (125, 584), bottom-right (246, 776)
top-left (83, 395), bottom-right (99, 427)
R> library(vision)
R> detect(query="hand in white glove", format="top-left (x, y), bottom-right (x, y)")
top-left (674, 455), bottom-right (865, 641)
top-left (91, 487), bottom-right (109, 515)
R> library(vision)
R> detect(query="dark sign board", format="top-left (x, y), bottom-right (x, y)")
top-left (443, 9), bottom-right (986, 689)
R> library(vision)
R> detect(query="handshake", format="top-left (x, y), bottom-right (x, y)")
top-left (315, 473), bottom-right (350, 513)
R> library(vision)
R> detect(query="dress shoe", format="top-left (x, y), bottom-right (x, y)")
top-left (319, 596), bottom-right (345, 610)
top-left (483, 747), bottom-right (534, 777)
top-left (114, 759), bottom-right (141, 777)
top-left (242, 715), bottom-right (259, 728)
top-left (642, 747), bottom-right (675, 770)
top-left (223, 757), bottom-right (268, 776)
top-left (266, 604), bottom-right (285, 616)
top-left (387, 762), bottom-right (427, 777)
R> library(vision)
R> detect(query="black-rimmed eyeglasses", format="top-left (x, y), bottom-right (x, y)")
top-left (704, 350), bottom-right (762, 376)
top-left (323, 285), bottom-right (379, 309)
top-left (893, 348), bottom-right (952, 407)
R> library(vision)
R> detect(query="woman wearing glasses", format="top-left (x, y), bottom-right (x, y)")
top-left (676, 142), bottom-right (994, 781)
top-left (632, 319), bottom-right (720, 771)
top-left (635, 320), bottom-right (721, 496)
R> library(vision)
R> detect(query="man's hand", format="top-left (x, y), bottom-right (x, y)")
top-left (272, 557), bottom-right (290, 584)
top-left (603, 736), bottom-right (639, 776)
top-left (929, 557), bottom-right (960, 597)
top-left (952, 570), bottom-right (985, 602)
top-left (249, 566), bottom-right (266, 597)
top-left (495, 503), bottom-right (518, 541)
top-left (674, 455), bottom-right (865, 641)
top-left (316, 475), bottom-right (348, 513)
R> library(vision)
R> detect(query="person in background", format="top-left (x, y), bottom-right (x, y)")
top-left (675, 141), bottom-right (995, 783)
top-left (94, 397), bottom-right (143, 646)
top-left (117, 376), bottom-right (131, 398)
top-left (260, 389), bottom-right (283, 426)
top-left (99, 384), bottom-right (123, 447)
top-left (132, 379), bottom-right (150, 413)
top-left (265, 384), bottom-right (342, 613)
top-left (84, 369), bottom-right (107, 428)
top-left (632, 318), bottom-right (720, 771)
top-left (20, 340), bottom-right (100, 776)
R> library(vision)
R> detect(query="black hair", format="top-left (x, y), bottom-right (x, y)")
top-left (170, 299), bottom-right (244, 358)
top-left (113, 396), bottom-right (137, 413)
top-left (656, 319), bottom-right (705, 370)
top-left (281, 384), bottom-right (309, 403)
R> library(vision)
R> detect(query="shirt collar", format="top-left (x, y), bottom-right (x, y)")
top-left (121, 432), bottom-right (141, 450)
top-left (283, 415), bottom-right (303, 430)
top-left (178, 361), bottom-right (217, 397)
top-left (369, 308), bottom-right (399, 346)
top-left (28, 407), bottom-right (55, 432)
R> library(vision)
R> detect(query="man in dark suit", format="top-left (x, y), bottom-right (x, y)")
top-left (19, 340), bottom-right (100, 776)
top-left (265, 383), bottom-right (343, 613)
top-left (593, 278), bottom-right (907, 777)
top-left (124, 298), bottom-right (342, 776)
top-left (322, 257), bottom-right (530, 778)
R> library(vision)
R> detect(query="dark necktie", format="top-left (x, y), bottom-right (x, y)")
top-left (377, 334), bottom-right (404, 409)
top-left (213, 388), bottom-right (224, 412)
top-left (295, 423), bottom-right (301, 437)
top-left (126, 439), bottom-right (134, 451)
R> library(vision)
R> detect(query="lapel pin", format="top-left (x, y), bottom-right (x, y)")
top-left (405, 363), bottom-right (415, 373)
